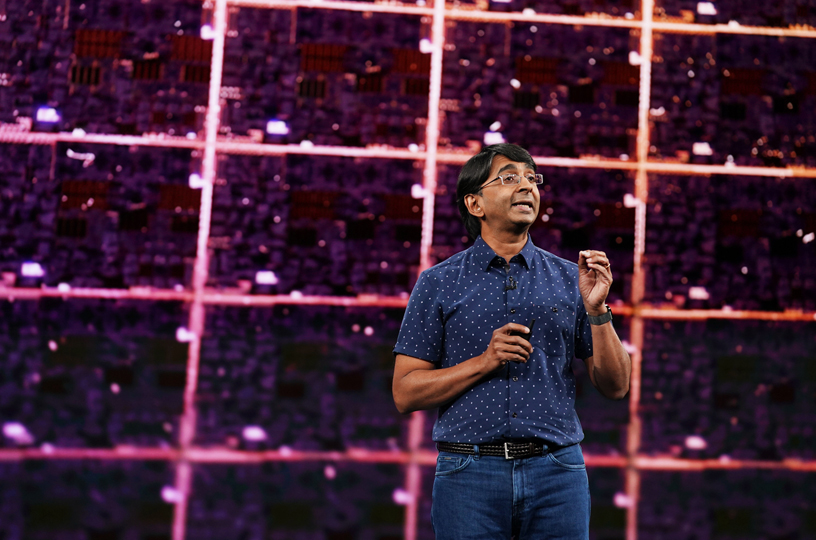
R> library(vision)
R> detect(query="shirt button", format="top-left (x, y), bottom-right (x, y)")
top-left (512, 412), bottom-right (517, 418)
top-left (510, 308), bottom-right (516, 314)
top-left (512, 376), bottom-right (519, 382)
top-left (552, 307), bottom-right (558, 312)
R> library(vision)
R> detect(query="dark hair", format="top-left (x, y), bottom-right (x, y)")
top-left (456, 143), bottom-right (537, 239)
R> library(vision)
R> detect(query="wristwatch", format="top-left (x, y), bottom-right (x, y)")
top-left (587, 304), bottom-right (613, 325)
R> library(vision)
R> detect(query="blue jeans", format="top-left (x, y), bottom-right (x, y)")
top-left (431, 444), bottom-right (590, 540)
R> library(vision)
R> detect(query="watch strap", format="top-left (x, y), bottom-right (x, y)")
top-left (587, 305), bottom-right (613, 325)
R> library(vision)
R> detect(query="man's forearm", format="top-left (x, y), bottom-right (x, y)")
top-left (589, 322), bottom-right (631, 399)
top-left (394, 356), bottom-right (491, 413)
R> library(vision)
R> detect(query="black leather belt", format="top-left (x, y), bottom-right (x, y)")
top-left (437, 441), bottom-right (551, 460)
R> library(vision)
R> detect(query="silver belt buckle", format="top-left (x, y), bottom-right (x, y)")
top-left (504, 442), bottom-right (513, 460)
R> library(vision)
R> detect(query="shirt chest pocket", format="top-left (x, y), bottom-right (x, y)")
top-left (530, 304), bottom-right (574, 357)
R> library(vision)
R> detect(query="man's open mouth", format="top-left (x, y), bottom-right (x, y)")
top-left (512, 201), bottom-right (534, 209)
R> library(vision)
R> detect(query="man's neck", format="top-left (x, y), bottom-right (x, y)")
top-left (480, 229), bottom-right (529, 263)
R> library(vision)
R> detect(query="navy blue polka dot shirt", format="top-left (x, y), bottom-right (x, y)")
top-left (394, 236), bottom-right (594, 445)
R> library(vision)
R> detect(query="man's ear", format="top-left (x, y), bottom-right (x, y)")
top-left (464, 193), bottom-right (484, 218)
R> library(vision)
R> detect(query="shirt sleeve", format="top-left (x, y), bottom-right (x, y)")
top-left (574, 299), bottom-right (595, 360)
top-left (393, 270), bottom-right (445, 364)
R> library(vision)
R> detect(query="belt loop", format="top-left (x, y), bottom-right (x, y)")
top-left (473, 444), bottom-right (481, 460)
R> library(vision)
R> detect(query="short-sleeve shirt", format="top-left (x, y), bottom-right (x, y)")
top-left (393, 235), bottom-right (594, 445)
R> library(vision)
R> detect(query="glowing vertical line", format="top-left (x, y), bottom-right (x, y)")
top-left (172, 1), bottom-right (228, 540)
top-left (404, 411), bottom-right (426, 540)
top-left (418, 0), bottom-right (445, 274)
top-left (405, 3), bottom-right (446, 540)
top-left (625, 316), bottom-right (644, 540)
top-left (627, 1), bottom-right (654, 539)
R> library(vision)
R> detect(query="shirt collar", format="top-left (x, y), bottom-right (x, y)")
top-left (472, 235), bottom-right (536, 271)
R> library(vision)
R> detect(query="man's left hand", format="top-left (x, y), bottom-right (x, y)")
top-left (578, 250), bottom-right (612, 315)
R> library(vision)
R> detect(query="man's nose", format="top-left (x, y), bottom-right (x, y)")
top-left (517, 177), bottom-right (537, 191)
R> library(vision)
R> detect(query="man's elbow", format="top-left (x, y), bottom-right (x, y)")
top-left (607, 388), bottom-right (629, 400)
top-left (394, 400), bottom-right (415, 415)
top-left (392, 387), bottom-right (416, 414)
top-left (605, 380), bottom-right (630, 400)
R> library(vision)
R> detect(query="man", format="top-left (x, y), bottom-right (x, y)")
top-left (392, 143), bottom-right (630, 539)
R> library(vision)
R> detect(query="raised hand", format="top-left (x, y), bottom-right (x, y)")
top-left (578, 250), bottom-right (612, 315)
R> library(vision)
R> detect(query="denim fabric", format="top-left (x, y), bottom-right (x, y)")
top-left (431, 444), bottom-right (590, 539)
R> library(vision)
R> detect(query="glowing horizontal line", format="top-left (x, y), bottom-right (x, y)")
top-left (201, 292), bottom-right (411, 307)
top-left (216, 140), bottom-right (427, 160)
top-left (5, 130), bottom-right (816, 178)
top-left (636, 456), bottom-right (816, 471)
top-left (0, 287), bottom-right (408, 307)
top-left (652, 20), bottom-right (816, 38)
top-left (637, 307), bottom-right (816, 322)
top-left (438, 153), bottom-right (642, 169)
top-left (0, 130), bottom-right (205, 149)
top-left (226, 0), bottom-right (816, 38)
top-left (228, 0), bottom-right (433, 16)
top-left (186, 447), bottom-right (418, 464)
top-left (0, 286), bottom-right (193, 302)
top-left (2, 447), bottom-right (814, 470)
top-left (3, 289), bottom-right (814, 321)
top-left (0, 447), bottom-right (179, 461)
top-left (644, 161), bottom-right (816, 178)
top-left (445, 9), bottom-right (640, 27)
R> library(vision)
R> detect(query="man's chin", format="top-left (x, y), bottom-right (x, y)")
top-left (511, 213), bottom-right (539, 228)
top-left (509, 220), bottom-right (536, 235)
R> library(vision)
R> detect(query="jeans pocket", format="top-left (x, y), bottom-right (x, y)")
top-left (547, 444), bottom-right (586, 470)
top-left (435, 453), bottom-right (473, 477)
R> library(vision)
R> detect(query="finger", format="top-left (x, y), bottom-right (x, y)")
top-left (509, 336), bottom-right (534, 354)
top-left (496, 333), bottom-right (534, 353)
top-left (586, 263), bottom-right (613, 278)
top-left (506, 352), bottom-right (528, 363)
top-left (499, 322), bottom-right (531, 335)
top-left (585, 254), bottom-right (609, 266)
top-left (498, 343), bottom-right (530, 360)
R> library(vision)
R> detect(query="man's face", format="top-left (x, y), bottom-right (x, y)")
top-left (468, 155), bottom-right (540, 234)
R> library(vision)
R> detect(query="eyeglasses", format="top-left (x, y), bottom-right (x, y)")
top-left (481, 173), bottom-right (544, 189)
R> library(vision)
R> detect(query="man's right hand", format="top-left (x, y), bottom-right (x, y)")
top-left (480, 323), bottom-right (533, 370)
top-left (393, 323), bottom-right (534, 414)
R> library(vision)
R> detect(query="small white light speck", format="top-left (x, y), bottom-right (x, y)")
top-left (243, 426), bottom-right (267, 441)
top-left (393, 488), bottom-right (413, 505)
top-left (255, 271), bottom-right (279, 285)
top-left (162, 486), bottom-right (183, 503)
top-left (685, 435), bottom-right (707, 450)
top-left (176, 327), bottom-right (196, 342)
top-left (21, 262), bottom-right (45, 278)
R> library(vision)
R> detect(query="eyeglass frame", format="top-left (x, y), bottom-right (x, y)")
top-left (479, 173), bottom-right (544, 190)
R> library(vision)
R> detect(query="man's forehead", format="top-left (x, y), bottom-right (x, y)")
top-left (489, 156), bottom-right (534, 175)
